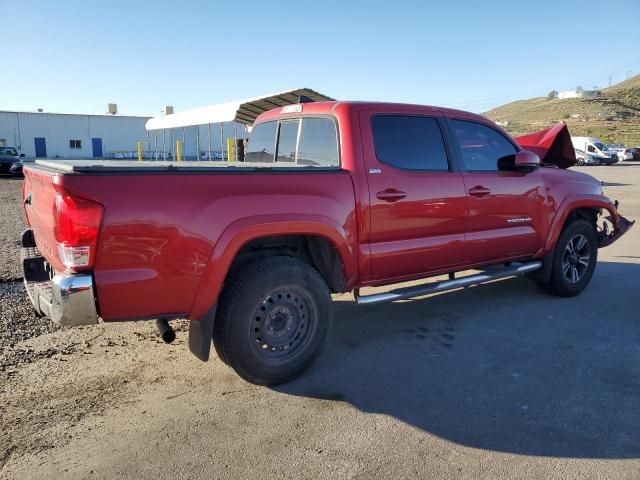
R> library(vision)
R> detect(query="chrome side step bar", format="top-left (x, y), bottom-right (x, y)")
top-left (354, 261), bottom-right (542, 305)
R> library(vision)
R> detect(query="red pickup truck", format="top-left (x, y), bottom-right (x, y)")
top-left (21, 101), bottom-right (632, 385)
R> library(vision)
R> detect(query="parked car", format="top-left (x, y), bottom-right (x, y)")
top-left (633, 147), bottom-right (640, 161)
top-left (617, 148), bottom-right (634, 161)
top-left (0, 146), bottom-right (24, 174)
top-left (20, 102), bottom-right (633, 385)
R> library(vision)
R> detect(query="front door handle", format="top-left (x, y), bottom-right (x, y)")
top-left (376, 189), bottom-right (407, 202)
top-left (468, 186), bottom-right (491, 197)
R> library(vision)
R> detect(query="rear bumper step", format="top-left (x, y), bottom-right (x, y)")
top-left (354, 261), bottom-right (542, 305)
top-left (21, 228), bottom-right (100, 326)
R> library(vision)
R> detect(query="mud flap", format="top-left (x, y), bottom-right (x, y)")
top-left (188, 305), bottom-right (216, 361)
top-left (525, 250), bottom-right (554, 284)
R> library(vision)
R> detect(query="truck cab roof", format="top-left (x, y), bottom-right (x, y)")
top-left (254, 101), bottom-right (493, 127)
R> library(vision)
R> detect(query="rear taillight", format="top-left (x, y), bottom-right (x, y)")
top-left (53, 192), bottom-right (103, 271)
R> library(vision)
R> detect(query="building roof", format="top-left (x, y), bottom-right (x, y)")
top-left (144, 88), bottom-right (334, 130)
top-left (0, 109), bottom-right (151, 119)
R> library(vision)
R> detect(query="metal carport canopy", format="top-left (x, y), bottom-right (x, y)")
top-left (145, 88), bottom-right (334, 131)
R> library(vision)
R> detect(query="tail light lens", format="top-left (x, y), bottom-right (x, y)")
top-left (53, 192), bottom-right (103, 271)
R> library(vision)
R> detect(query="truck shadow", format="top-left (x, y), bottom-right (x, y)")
top-left (276, 261), bottom-right (640, 459)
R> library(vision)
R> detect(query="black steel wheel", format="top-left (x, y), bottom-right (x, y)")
top-left (541, 219), bottom-right (598, 297)
top-left (251, 288), bottom-right (315, 361)
top-left (213, 256), bottom-right (332, 385)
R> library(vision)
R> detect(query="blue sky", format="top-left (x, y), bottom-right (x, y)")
top-left (2, 0), bottom-right (639, 116)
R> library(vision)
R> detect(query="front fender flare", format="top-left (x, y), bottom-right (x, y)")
top-left (539, 194), bottom-right (620, 256)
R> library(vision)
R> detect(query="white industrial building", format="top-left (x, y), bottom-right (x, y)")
top-left (1, 89), bottom-right (332, 161)
top-left (0, 108), bottom-right (246, 160)
top-left (0, 109), bottom-right (151, 159)
top-left (557, 89), bottom-right (597, 99)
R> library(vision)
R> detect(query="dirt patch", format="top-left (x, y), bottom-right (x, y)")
top-left (0, 321), bottom-right (166, 471)
top-left (0, 352), bottom-right (143, 469)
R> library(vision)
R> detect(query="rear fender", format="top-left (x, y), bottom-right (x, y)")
top-left (188, 214), bottom-right (357, 321)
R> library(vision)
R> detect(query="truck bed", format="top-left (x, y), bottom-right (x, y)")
top-left (34, 159), bottom-right (339, 174)
top-left (23, 160), bottom-right (356, 321)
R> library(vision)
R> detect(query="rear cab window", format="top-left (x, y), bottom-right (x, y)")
top-left (245, 122), bottom-right (277, 163)
top-left (370, 115), bottom-right (449, 171)
top-left (245, 117), bottom-right (339, 167)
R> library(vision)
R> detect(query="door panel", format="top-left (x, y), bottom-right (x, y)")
top-left (462, 171), bottom-right (548, 263)
top-left (360, 110), bottom-right (468, 281)
top-left (92, 138), bottom-right (103, 158)
top-left (368, 172), bottom-right (468, 280)
top-left (448, 118), bottom-right (548, 264)
top-left (34, 137), bottom-right (47, 158)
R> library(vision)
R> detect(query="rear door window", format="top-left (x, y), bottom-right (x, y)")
top-left (371, 115), bottom-right (449, 171)
top-left (297, 118), bottom-right (339, 166)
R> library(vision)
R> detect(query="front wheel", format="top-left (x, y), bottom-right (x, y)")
top-left (213, 257), bottom-right (332, 385)
top-left (540, 219), bottom-right (598, 297)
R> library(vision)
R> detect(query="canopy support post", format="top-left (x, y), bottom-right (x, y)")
top-left (195, 125), bottom-right (200, 161)
top-left (220, 123), bottom-right (224, 160)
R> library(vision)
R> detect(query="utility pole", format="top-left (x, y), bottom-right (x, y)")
top-left (609, 75), bottom-right (612, 87)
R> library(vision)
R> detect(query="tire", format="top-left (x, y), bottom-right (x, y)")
top-left (540, 219), bottom-right (598, 297)
top-left (213, 256), bottom-right (332, 385)
top-left (576, 158), bottom-right (584, 166)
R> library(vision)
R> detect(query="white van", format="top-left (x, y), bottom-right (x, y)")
top-left (571, 137), bottom-right (618, 165)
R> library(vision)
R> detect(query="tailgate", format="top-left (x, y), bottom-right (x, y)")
top-left (23, 167), bottom-right (64, 271)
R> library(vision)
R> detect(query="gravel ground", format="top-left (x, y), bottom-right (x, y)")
top-left (0, 176), bottom-right (26, 281)
top-left (0, 175), bottom-right (61, 368)
top-left (0, 164), bottom-right (639, 479)
top-left (0, 282), bottom-right (59, 353)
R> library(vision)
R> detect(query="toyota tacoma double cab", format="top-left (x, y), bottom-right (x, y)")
top-left (20, 101), bottom-right (633, 385)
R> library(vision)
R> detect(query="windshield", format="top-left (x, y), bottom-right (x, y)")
top-left (594, 143), bottom-right (606, 151)
top-left (0, 147), bottom-right (18, 156)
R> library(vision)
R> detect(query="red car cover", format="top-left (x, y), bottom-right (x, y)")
top-left (514, 123), bottom-right (576, 169)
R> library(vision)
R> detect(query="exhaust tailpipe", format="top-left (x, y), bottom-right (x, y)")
top-left (156, 319), bottom-right (176, 344)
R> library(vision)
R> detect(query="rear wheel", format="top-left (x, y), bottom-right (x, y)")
top-left (540, 219), bottom-right (597, 297)
top-left (213, 257), bottom-right (332, 385)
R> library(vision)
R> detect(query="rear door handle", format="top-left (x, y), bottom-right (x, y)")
top-left (468, 186), bottom-right (491, 197)
top-left (376, 189), bottom-right (407, 202)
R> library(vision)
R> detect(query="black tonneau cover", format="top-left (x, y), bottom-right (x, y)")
top-left (34, 160), bottom-right (339, 174)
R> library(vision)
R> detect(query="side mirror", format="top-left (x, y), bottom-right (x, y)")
top-left (514, 150), bottom-right (540, 172)
top-left (19, 153), bottom-right (25, 158)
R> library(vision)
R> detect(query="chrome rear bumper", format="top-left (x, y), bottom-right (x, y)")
top-left (21, 229), bottom-right (99, 326)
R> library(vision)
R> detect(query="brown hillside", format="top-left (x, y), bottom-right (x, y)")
top-left (484, 74), bottom-right (640, 146)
